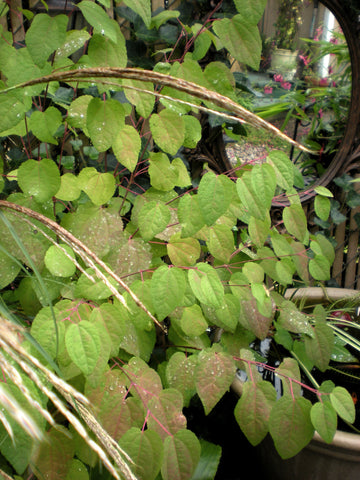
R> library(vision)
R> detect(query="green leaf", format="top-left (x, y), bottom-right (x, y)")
top-left (44, 244), bottom-right (76, 278)
top-left (269, 396), bottom-right (314, 459)
top-left (248, 214), bottom-right (271, 248)
top-left (18, 158), bottom-right (61, 203)
top-left (183, 115), bottom-right (202, 148)
top-left (138, 200), bottom-right (171, 241)
top-left (181, 304), bottom-right (208, 337)
top-left (87, 32), bottom-right (127, 68)
top-left (314, 186), bottom-right (333, 197)
top-left (212, 14), bottom-right (262, 70)
top-left (151, 9), bottom-right (180, 29)
top-left (67, 95), bottom-right (92, 135)
top-left (0, 92), bottom-right (27, 133)
top-left (188, 263), bottom-right (224, 308)
top-left (55, 173), bottom-right (82, 202)
top-left (236, 287), bottom-right (273, 339)
top-left (330, 386), bottom-right (356, 424)
top-left (65, 321), bottom-right (103, 375)
top-left (198, 172), bottom-right (234, 226)
top-left (86, 97), bottom-right (125, 152)
top-left (150, 265), bottom-right (187, 320)
top-left (191, 439), bottom-right (222, 480)
top-left (310, 402), bottom-right (337, 444)
top-left (277, 300), bottom-right (313, 336)
top-left (309, 255), bottom-right (331, 281)
top-left (267, 150), bottom-right (294, 190)
top-left (149, 109), bottom-right (185, 155)
top-left (251, 163), bottom-right (277, 209)
top-left (208, 224), bottom-right (234, 263)
top-left (148, 152), bottom-right (177, 191)
top-left (310, 234), bottom-right (335, 265)
top-left (236, 171), bottom-right (267, 220)
top-left (119, 428), bottom-right (163, 480)
top-left (234, 380), bottom-right (277, 446)
top-left (74, 267), bottom-right (117, 301)
top-left (123, 0), bottom-right (152, 28)
top-left (234, 0), bottom-right (267, 22)
top-left (26, 13), bottom-right (68, 66)
top-left (162, 429), bottom-right (201, 480)
top-left (0, 248), bottom-right (21, 289)
top-left (65, 459), bottom-right (89, 480)
top-left (283, 204), bottom-right (308, 243)
top-left (77, 1), bottom-right (119, 42)
top-left (80, 170), bottom-right (116, 205)
top-left (147, 389), bottom-right (187, 439)
top-left (54, 29), bottom-right (91, 61)
top-left (195, 348), bottom-right (236, 415)
top-left (178, 194), bottom-right (205, 237)
top-left (304, 323), bottom-right (333, 372)
top-left (123, 79), bottom-right (155, 119)
top-left (28, 106), bottom-right (63, 144)
top-left (315, 195), bottom-right (331, 221)
top-left (166, 352), bottom-right (198, 407)
top-left (89, 303), bottom-right (126, 357)
top-left (167, 233), bottom-right (201, 267)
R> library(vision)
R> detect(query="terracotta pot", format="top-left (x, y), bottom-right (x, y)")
top-left (232, 287), bottom-right (360, 480)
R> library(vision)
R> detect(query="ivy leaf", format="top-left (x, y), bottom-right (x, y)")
top-left (198, 172), bottom-right (234, 226)
top-left (119, 428), bottom-right (163, 480)
top-left (26, 13), bottom-right (68, 67)
top-left (149, 110), bottom-right (185, 155)
top-left (165, 352), bottom-right (198, 407)
top-left (167, 233), bottom-right (201, 267)
top-left (138, 200), bottom-right (171, 241)
top-left (212, 14), bottom-right (262, 70)
top-left (123, 0), bottom-right (152, 28)
top-left (65, 321), bottom-right (103, 375)
top-left (77, 1), bottom-right (119, 42)
top-left (269, 395), bottom-right (314, 459)
top-left (17, 158), bottom-right (61, 203)
top-left (162, 429), bottom-right (201, 480)
top-left (188, 263), bottom-right (224, 308)
top-left (147, 389), bottom-right (187, 439)
top-left (150, 265), bottom-right (187, 320)
top-left (234, 380), bottom-right (277, 446)
top-left (86, 98), bottom-right (125, 152)
top-left (28, 106), bottom-right (63, 145)
top-left (310, 402), bottom-right (337, 444)
top-left (195, 348), bottom-right (236, 415)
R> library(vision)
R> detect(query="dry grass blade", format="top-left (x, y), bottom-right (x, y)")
top-left (0, 318), bottom-right (138, 480)
top-left (0, 67), bottom-right (314, 154)
top-left (0, 201), bottom-right (165, 332)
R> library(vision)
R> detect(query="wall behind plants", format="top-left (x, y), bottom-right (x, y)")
top-left (0, 1), bottom-right (343, 479)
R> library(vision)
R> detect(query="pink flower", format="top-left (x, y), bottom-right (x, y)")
top-left (299, 54), bottom-right (310, 66)
top-left (281, 81), bottom-right (292, 90)
top-left (264, 86), bottom-right (273, 94)
top-left (330, 37), bottom-right (338, 44)
top-left (319, 78), bottom-right (328, 87)
top-left (273, 74), bottom-right (283, 83)
top-left (314, 26), bottom-right (323, 41)
top-left (318, 108), bottom-right (323, 118)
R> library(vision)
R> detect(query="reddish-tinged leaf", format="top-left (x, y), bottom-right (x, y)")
top-left (162, 429), bottom-right (201, 480)
top-left (165, 352), bottom-right (198, 407)
top-left (147, 389), bottom-right (187, 440)
top-left (195, 348), bottom-right (236, 415)
top-left (234, 380), bottom-right (277, 445)
top-left (123, 357), bottom-right (162, 407)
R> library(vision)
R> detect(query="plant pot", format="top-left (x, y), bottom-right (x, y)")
top-left (270, 48), bottom-right (298, 81)
top-left (232, 287), bottom-right (360, 480)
